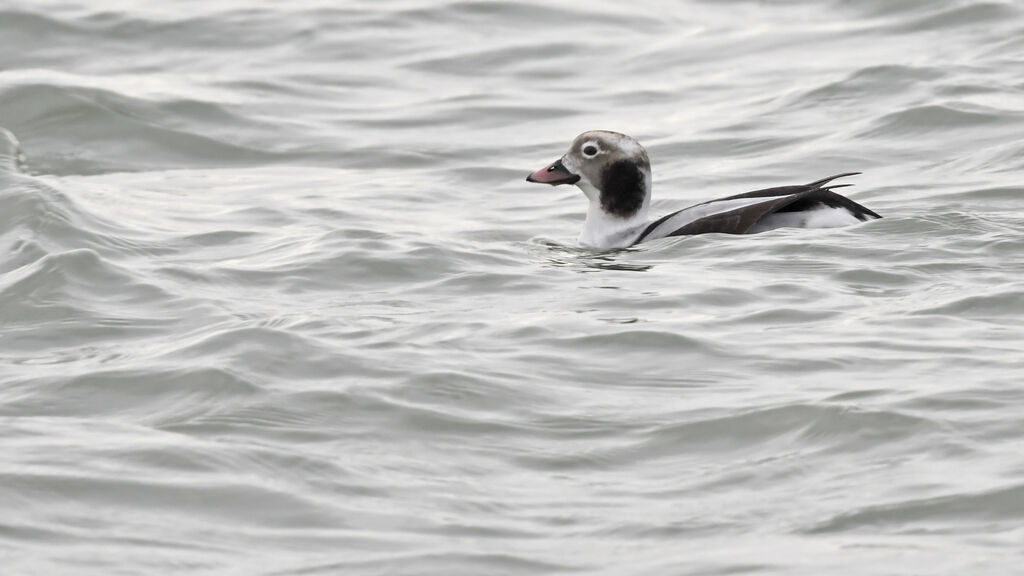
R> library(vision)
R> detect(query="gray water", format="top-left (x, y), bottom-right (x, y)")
top-left (2, 0), bottom-right (1024, 574)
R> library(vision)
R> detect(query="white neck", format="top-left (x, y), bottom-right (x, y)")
top-left (576, 179), bottom-right (650, 250)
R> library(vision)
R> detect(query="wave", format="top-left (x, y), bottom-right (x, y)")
top-left (0, 82), bottom-right (281, 175)
top-left (859, 104), bottom-right (1019, 138)
top-left (0, 127), bottom-right (25, 173)
top-left (809, 482), bottom-right (1024, 533)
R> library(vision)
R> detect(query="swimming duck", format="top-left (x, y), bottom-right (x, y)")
top-left (526, 130), bottom-right (880, 250)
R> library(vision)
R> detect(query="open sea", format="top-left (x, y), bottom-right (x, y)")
top-left (3, 0), bottom-right (1024, 574)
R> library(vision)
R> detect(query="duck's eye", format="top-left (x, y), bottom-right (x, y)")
top-left (583, 145), bottom-right (598, 157)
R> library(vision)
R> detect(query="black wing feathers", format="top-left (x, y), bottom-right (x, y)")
top-left (635, 173), bottom-right (878, 243)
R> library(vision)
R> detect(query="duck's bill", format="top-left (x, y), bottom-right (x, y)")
top-left (526, 159), bottom-right (581, 185)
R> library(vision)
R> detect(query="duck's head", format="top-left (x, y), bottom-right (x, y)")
top-left (526, 131), bottom-right (653, 248)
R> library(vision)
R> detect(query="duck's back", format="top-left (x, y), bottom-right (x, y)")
top-left (635, 173), bottom-right (880, 243)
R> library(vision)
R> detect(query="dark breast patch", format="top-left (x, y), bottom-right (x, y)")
top-left (600, 160), bottom-right (646, 218)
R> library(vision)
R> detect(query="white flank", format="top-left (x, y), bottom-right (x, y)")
top-left (747, 205), bottom-right (865, 234)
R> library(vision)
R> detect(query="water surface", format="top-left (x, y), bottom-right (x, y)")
top-left (3, 0), bottom-right (1024, 574)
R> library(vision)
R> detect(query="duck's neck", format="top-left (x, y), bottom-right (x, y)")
top-left (577, 180), bottom-right (650, 250)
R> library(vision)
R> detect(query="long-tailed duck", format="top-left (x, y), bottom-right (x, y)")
top-left (526, 130), bottom-right (880, 250)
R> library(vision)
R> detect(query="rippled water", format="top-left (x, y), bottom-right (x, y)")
top-left (3, 0), bottom-right (1024, 573)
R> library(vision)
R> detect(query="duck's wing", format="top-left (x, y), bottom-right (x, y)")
top-left (635, 173), bottom-right (878, 243)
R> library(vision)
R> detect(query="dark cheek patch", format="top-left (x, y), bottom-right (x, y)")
top-left (600, 160), bottom-right (646, 218)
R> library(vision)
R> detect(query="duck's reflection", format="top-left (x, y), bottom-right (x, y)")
top-left (528, 238), bottom-right (654, 273)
